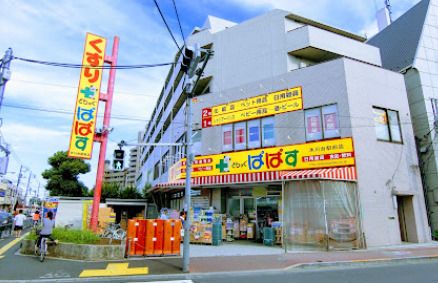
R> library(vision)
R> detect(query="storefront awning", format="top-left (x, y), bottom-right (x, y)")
top-left (153, 167), bottom-right (356, 192)
top-left (153, 171), bottom-right (284, 191)
top-left (281, 166), bottom-right (357, 181)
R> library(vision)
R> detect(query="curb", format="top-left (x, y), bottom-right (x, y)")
top-left (2, 254), bottom-right (438, 282)
top-left (287, 254), bottom-right (438, 270)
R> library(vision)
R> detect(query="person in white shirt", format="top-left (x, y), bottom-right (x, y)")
top-left (14, 210), bottom-right (27, 237)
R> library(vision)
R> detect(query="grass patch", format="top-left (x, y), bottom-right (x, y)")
top-left (26, 228), bottom-right (100, 244)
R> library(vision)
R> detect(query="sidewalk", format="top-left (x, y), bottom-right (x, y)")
top-left (1, 239), bottom-right (438, 281)
top-left (187, 242), bottom-right (438, 273)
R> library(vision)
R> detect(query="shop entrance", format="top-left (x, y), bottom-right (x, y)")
top-left (226, 194), bottom-right (281, 241)
top-left (227, 197), bottom-right (255, 218)
top-left (397, 195), bottom-right (418, 242)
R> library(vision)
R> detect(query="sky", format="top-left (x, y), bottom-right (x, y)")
top-left (0, 0), bottom-right (422, 197)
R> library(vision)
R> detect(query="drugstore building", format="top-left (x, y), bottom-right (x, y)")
top-left (138, 10), bottom-right (431, 250)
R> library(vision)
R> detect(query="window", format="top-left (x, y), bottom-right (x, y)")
top-left (234, 122), bottom-right (247, 150)
top-left (192, 130), bottom-right (202, 156)
top-left (262, 116), bottom-right (275, 147)
top-left (175, 134), bottom-right (186, 161)
top-left (161, 151), bottom-right (169, 174)
top-left (373, 107), bottom-right (402, 143)
top-left (305, 108), bottom-right (322, 141)
top-left (247, 119), bottom-right (261, 149)
top-left (322, 104), bottom-right (340, 139)
top-left (305, 104), bottom-right (340, 141)
top-left (222, 124), bottom-right (233, 152)
top-left (432, 98), bottom-right (438, 128)
top-left (153, 161), bottom-right (160, 180)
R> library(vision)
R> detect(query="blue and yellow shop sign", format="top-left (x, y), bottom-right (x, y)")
top-left (68, 33), bottom-right (107, 159)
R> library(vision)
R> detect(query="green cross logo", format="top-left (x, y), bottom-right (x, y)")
top-left (216, 156), bottom-right (230, 173)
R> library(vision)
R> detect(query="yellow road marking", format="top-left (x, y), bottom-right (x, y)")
top-left (0, 232), bottom-right (29, 258)
top-left (79, 263), bottom-right (149, 278)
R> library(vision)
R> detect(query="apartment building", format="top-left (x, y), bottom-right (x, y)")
top-left (138, 9), bottom-right (431, 249)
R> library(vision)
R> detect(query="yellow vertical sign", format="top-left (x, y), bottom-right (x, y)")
top-left (68, 33), bottom-right (107, 159)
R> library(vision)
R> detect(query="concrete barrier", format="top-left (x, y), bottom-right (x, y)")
top-left (20, 239), bottom-right (125, 261)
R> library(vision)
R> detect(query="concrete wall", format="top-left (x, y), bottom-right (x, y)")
top-left (286, 25), bottom-right (382, 66)
top-left (21, 240), bottom-right (125, 261)
top-left (140, 9), bottom-right (388, 188)
top-left (56, 200), bottom-right (84, 229)
top-left (191, 57), bottom-right (430, 246)
top-left (344, 59), bottom-right (431, 245)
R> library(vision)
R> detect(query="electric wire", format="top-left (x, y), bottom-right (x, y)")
top-left (2, 103), bottom-right (150, 122)
top-left (11, 79), bottom-right (159, 98)
top-left (172, 0), bottom-right (185, 46)
top-left (13, 56), bottom-right (173, 69)
top-left (1, 102), bottom-right (187, 124)
top-left (153, 0), bottom-right (182, 52)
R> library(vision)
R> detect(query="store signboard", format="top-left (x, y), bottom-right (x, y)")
top-left (43, 197), bottom-right (59, 219)
top-left (68, 33), bottom-right (107, 159)
top-left (171, 137), bottom-right (355, 179)
top-left (202, 87), bottom-right (303, 128)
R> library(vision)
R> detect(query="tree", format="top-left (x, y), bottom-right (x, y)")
top-left (142, 183), bottom-right (152, 200)
top-left (42, 151), bottom-right (90, 197)
top-left (120, 186), bottom-right (142, 199)
top-left (89, 183), bottom-right (121, 200)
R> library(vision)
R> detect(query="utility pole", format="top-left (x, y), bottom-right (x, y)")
top-left (90, 36), bottom-right (119, 232)
top-left (24, 172), bottom-right (33, 206)
top-left (12, 165), bottom-right (24, 212)
top-left (181, 43), bottom-right (212, 273)
top-left (0, 48), bottom-right (13, 110)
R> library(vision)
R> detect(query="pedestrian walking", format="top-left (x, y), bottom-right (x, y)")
top-left (13, 210), bottom-right (26, 237)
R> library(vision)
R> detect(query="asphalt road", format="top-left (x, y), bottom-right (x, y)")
top-left (1, 233), bottom-right (438, 283)
top-left (50, 259), bottom-right (438, 283)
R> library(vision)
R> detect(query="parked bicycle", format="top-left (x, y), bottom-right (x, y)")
top-left (100, 223), bottom-right (126, 241)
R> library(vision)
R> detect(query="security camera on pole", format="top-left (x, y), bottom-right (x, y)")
top-left (182, 43), bottom-right (201, 273)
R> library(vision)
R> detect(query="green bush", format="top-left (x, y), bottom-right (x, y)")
top-left (26, 228), bottom-right (100, 244)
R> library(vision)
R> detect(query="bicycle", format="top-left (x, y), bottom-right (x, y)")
top-left (34, 231), bottom-right (56, 262)
top-left (37, 236), bottom-right (48, 262)
top-left (100, 223), bottom-right (126, 242)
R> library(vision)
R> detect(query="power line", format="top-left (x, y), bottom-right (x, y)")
top-left (13, 56), bottom-right (173, 69)
top-left (2, 103), bottom-right (150, 122)
top-left (153, 0), bottom-right (182, 52)
top-left (2, 102), bottom-right (186, 125)
top-left (172, 0), bottom-right (185, 45)
top-left (11, 79), bottom-right (159, 98)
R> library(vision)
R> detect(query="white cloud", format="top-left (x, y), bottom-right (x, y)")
top-left (0, 0), bottom-right (178, 189)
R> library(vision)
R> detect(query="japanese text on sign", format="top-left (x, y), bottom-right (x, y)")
top-left (68, 33), bottom-right (107, 159)
top-left (170, 137), bottom-right (355, 180)
top-left (202, 87), bottom-right (303, 128)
